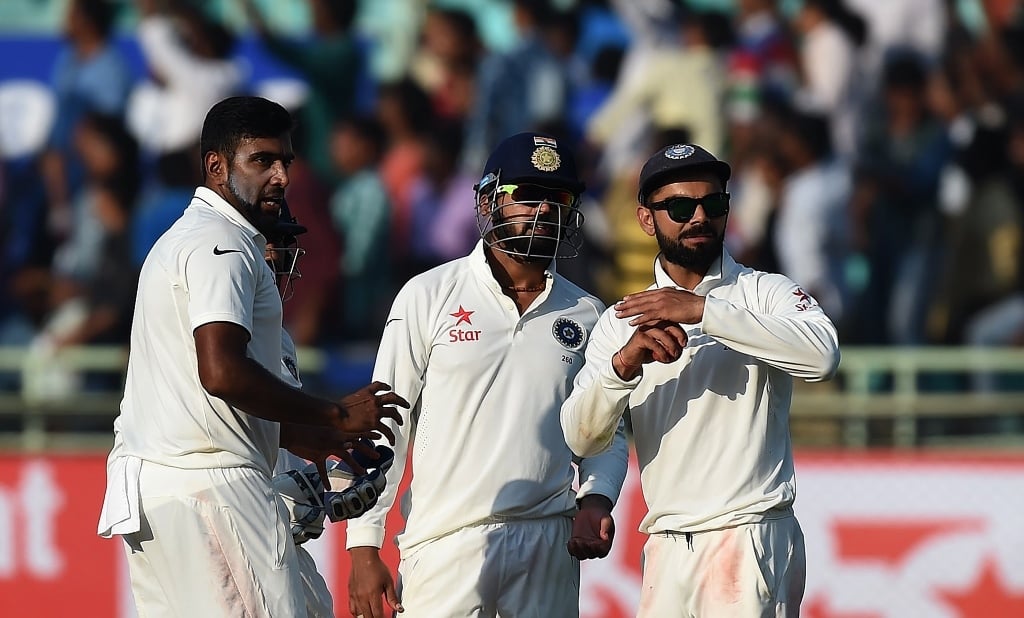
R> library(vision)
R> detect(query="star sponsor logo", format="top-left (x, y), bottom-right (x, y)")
top-left (450, 305), bottom-right (474, 326)
top-left (449, 305), bottom-right (481, 342)
top-left (793, 287), bottom-right (815, 311)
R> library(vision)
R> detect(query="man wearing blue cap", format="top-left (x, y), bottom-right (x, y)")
top-left (346, 133), bottom-right (628, 617)
top-left (561, 143), bottom-right (841, 616)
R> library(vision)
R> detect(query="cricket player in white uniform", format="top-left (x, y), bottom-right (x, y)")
top-left (347, 132), bottom-right (629, 618)
top-left (266, 202), bottom-right (397, 618)
top-left (561, 144), bottom-right (841, 617)
top-left (97, 96), bottom-right (406, 617)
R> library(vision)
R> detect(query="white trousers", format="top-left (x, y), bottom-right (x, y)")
top-left (397, 517), bottom-right (579, 617)
top-left (296, 545), bottom-right (334, 618)
top-left (638, 516), bottom-right (806, 618)
top-left (122, 461), bottom-right (306, 617)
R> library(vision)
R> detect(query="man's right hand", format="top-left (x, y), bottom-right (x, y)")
top-left (614, 321), bottom-right (688, 380)
top-left (349, 546), bottom-right (404, 617)
top-left (335, 381), bottom-right (408, 442)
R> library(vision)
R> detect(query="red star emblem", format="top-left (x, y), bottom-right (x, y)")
top-left (936, 556), bottom-right (1024, 616)
top-left (450, 305), bottom-right (474, 326)
top-left (794, 288), bottom-right (812, 304)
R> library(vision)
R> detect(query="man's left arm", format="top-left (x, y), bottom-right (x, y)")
top-left (568, 416), bottom-right (628, 560)
top-left (700, 276), bottom-right (840, 381)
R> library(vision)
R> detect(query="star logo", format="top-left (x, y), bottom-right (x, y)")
top-left (450, 305), bottom-right (474, 326)
top-left (936, 556), bottom-right (1024, 616)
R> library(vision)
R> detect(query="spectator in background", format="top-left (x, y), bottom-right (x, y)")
top-left (773, 109), bottom-right (852, 325)
top-left (790, 0), bottom-right (868, 160)
top-left (23, 113), bottom-right (139, 401)
top-left (376, 78), bottom-right (433, 277)
top-left (245, 0), bottom-right (362, 185)
top-left (51, 110), bottom-right (139, 289)
top-left (462, 0), bottom-right (570, 171)
top-left (130, 151), bottom-right (198, 267)
top-left (844, 0), bottom-right (946, 90)
top-left (728, 0), bottom-right (800, 111)
top-left (408, 122), bottom-right (480, 270)
top-left (587, 9), bottom-right (733, 160)
top-left (850, 51), bottom-right (953, 344)
top-left (40, 0), bottom-right (132, 244)
top-left (130, 0), bottom-right (242, 165)
top-left (329, 115), bottom-right (393, 340)
top-left (409, 6), bottom-right (482, 122)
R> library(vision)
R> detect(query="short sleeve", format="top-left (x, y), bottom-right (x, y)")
top-left (184, 243), bottom-right (261, 335)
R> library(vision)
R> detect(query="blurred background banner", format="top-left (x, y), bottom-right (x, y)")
top-left (2, 451), bottom-right (1022, 618)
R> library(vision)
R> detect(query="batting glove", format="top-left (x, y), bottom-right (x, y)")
top-left (323, 442), bottom-right (395, 522)
top-left (272, 463), bottom-right (327, 545)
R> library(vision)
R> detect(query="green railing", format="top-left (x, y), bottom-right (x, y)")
top-left (2, 345), bottom-right (1023, 451)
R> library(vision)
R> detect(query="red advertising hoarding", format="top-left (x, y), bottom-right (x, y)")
top-left (1, 452), bottom-right (1022, 617)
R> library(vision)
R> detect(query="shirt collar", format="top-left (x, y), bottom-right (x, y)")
top-left (191, 186), bottom-right (265, 242)
top-left (468, 240), bottom-right (556, 297)
top-left (653, 248), bottom-right (739, 294)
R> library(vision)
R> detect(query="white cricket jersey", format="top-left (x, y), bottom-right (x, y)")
top-left (346, 241), bottom-right (629, 553)
top-left (562, 250), bottom-right (840, 535)
top-left (115, 186), bottom-right (284, 476)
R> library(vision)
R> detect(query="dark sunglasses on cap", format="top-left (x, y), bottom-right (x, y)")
top-left (647, 192), bottom-right (730, 223)
top-left (498, 183), bottom-right (576, 207)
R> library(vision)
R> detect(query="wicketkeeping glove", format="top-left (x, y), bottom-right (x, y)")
top-left (323, 442), bottom-right (395, 522)
top-left (272, 463), bottom-right (327, 545)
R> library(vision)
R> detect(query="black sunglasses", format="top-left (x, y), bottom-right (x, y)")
top-left (647, 192), bottom-right (730, 223)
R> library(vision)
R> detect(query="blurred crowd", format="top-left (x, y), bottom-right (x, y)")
top-left (2, 0), bottom-right (1024, 366)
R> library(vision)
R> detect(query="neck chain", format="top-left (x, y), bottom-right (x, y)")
top-left (503, 282), bottom-right (546, 293)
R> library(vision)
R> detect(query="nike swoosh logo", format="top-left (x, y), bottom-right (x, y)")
top-left (213, 246), bottom-right (243, 255)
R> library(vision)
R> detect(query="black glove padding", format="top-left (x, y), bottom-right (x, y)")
top-left (324, 443), bottom-right (395, 522)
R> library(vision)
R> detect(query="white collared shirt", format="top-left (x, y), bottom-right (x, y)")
top-left (114, 186), bottom-right (283, 475)
top-left (346, 241), bottom-right (629, 553)
top-left (561, 250), bottom-right (840, 534)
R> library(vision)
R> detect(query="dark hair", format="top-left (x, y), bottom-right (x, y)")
top-left (340, 114), bottom-right (388, 161)
top-left (784, 110), bottom-right (833, 160)
top-left (75, 0), bottom-right (117, 40)
top-left (693, 10), bottom-right (736, 49)
top-left (80, 112), bottom-right (140, 209)
top-left (882, 49), bottom-right (928, 91)
top-left (176, 3), bottom-right (237, 60)
top-left (200, 96), bottom-right (294, 168)
top-left (377, 78), bottom-right (434, 135)
top-left (433, 7), bottom-right (480, 47)
top-left (320, 0), bottom-right (358, 32)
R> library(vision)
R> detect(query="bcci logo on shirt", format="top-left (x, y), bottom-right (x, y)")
top-left (552, 317), bottom-right (585, 350)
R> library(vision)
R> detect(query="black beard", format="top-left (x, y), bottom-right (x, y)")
top-left (229, 174), bottom-right (279, 234)
top-left (655, 222), bottom-right (724, 271)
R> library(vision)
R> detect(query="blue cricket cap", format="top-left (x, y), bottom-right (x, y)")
top-left (478, 132), bottom-right (585, 193)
